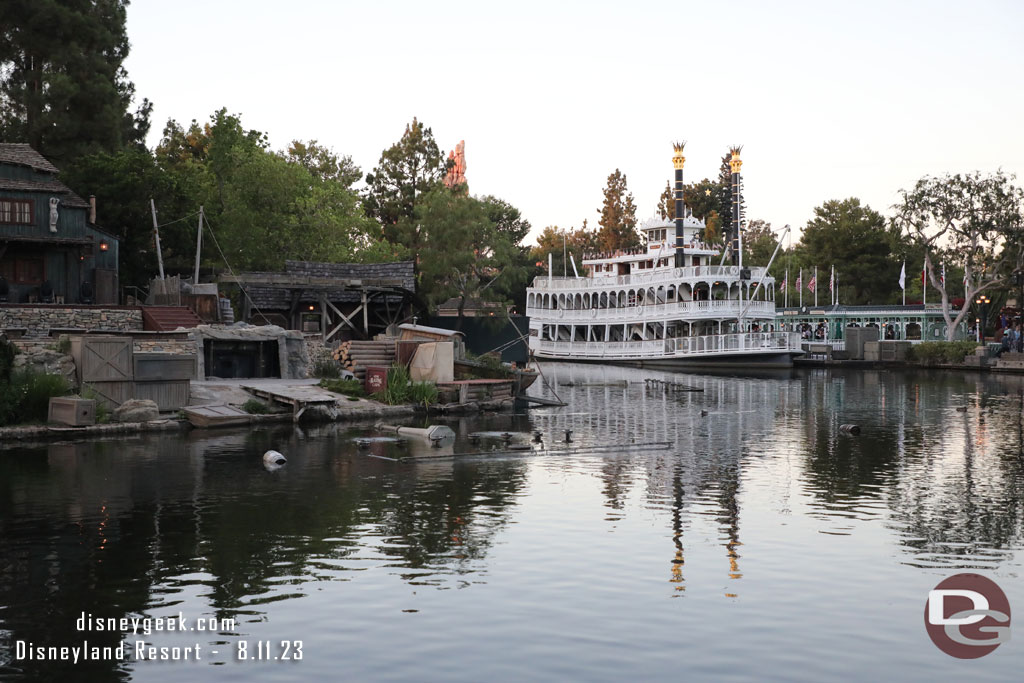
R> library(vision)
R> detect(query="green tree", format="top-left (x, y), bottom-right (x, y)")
top-left (364, 118), bottom-right (448, 245)
top-left (0, 0), bottom-right (151, 163)
top-left (800, 198), bottom-right (896, 305)
top-left (286, 139), bottom-right (361, 189)
top-left (683, 178), bottom-right (724, 222)
top-left (894, 171), bottom-right (1024, 340)
top-left (414, 190), bottom-right (527, 323)
top-left (657, 181), bottom-right (675, 220)
top-left (530, 224), bottom-right (599, 278)
top-left (596, 169), bottom-right (640, 252)
top-left (743, 219), bottom-right (779, 267)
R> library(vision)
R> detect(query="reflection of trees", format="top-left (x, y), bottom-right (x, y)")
top-left (0, 423), bottom-right (528, 680)
top-left (798, 369), bottom-right (1024, 563)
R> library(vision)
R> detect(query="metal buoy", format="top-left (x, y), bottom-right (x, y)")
top-left (263, 450), bottom-right (287, 465)
top-left (955, 407), bottom-right (967, 413)
top-left (700, 409), bottom-right (708, 417)
top-left (839, 424), bottom-right (861, 435)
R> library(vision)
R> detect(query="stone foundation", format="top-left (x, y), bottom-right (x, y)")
top-left (190, 324), bottom-right (309, 379)
top-left (1, 305), bottom-right (143, 337)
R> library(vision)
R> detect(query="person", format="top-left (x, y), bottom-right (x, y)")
top-left (1016, 322), bottom-right (1023, 353)
top-left (999, 325), bottom-right (1015, 357)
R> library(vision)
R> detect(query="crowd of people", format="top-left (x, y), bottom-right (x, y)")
top-left (996, 312), bottom-right (1023, 355)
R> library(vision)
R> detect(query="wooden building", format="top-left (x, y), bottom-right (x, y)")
top-left (228, 260), bottom-right (416, 342)
top-left (0, 144), bottom-right (119, 304)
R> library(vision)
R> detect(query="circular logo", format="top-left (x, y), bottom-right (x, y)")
top-left (925, 573), bottom-right (1011, 659)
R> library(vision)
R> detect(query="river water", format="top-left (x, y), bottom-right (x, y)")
top-left (1, 365), bottom-right (1022, 682)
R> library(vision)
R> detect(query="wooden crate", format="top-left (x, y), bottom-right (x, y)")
top-left (133, 380), bottom-right (190, 411)
top-left (72, 336), bottom-right (133, 382)
top-left (134, 353), bottom-right (196, 380)
top-left (48, 397), bottom-right (96, 426)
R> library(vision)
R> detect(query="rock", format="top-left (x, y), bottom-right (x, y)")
top-left (13, 349), bottom-right (77, 389)
top-left (113, 399), bottom-right (160, 423)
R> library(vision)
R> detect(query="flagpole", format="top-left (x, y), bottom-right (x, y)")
top-left (785, 268), bottom-right (788, 308)
top-left (923, 258), bottom-right (927, 307)
top-left (799, 268), bottom-right (803, 308)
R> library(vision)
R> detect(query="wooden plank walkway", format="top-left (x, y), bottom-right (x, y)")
top-left (241, 382), bottom-right (340, 421)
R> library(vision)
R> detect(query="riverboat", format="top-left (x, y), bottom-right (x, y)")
top-left (525, 145), bottom-right (803, 369)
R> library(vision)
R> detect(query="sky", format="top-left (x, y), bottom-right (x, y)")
top-left (123, 0), bottom-right (1024, 246)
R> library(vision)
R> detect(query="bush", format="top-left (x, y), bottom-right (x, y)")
top-left (0, 369), bottom-right (72, 426)
top-left (0, 336), bottom-right (17, 383)
top-left (381, 364), bottom-right (411, 405)
top-left (241, 399), bottom-right (272, 414)
top-left (311, 357), bottom-right (342, 379)
top-left (909, 341), bottom-right (978, 365)
top-left (318, 377), bottom-right (365, 397)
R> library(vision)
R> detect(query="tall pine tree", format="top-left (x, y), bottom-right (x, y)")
top-left (596, 169), bottom-right (640, 252)
top-left (0, 0), bottom-right (151, 163)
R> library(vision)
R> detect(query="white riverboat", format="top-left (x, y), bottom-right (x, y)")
top-left (525, 145), bottom-right (803, 369)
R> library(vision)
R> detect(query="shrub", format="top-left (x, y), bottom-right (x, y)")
top-left (381, 364), bottom-right (412, 405)
top-left (909, 341), bottom-right (978, 365)
top-left (312, 357), bottom-right (342, 379)
top-left (0, 369), bottom-right (72, 426)
top-left (0, 336), bottom-right (17, 383)
top-left (318, 377), bottom-right (365, 397)
top-left (241, 399), bottom-right (272, 414)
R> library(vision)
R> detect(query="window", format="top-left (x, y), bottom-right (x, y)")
top-left (0, 199), bottom-right (33, 225)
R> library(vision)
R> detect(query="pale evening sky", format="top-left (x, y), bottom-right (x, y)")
top-left (124, 0), bottom-right (1024, 245)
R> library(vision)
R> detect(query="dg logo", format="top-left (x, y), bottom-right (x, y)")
top-left (925, 574), bottom-right (1011, 658)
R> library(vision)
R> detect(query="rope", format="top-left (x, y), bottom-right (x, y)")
top-left (199, 213), bottom-right (270, 324)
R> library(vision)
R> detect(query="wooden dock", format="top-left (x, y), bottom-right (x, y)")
top-left (241, 382), bottom-right (340, 421)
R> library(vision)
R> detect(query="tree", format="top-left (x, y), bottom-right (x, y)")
top-left (800, 198), bottom-right (896, 305)
top-left (286, 140), bottom-right (361, 189)
top-left (414, 190), bottom-right (527, 324)
top-left (596, 169), bottom-right (639, 252)
top-left (530, 223), bottom-right (598, 277)
top-left (363, 118), bottom-right (447, 245)
top-left (684, 178), bottom-right (724, 222)
top-left (743, 219), bottom-right (780, 267)
top-left (894, 171), bottom-right (1024, 340)
top-left (717, 152), bottom-right (740, 250)
top-left (0, 0), bottom-right (151, 163)
top-left (657, 181), bottom-right (675, 220)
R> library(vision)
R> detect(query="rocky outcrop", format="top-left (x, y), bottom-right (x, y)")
top-left (13, 347), bottom-right (77, 388)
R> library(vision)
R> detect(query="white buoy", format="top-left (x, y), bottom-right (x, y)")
top-left (263, 450), bottom-right (287, 466)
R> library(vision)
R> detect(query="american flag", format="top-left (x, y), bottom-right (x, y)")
top-left (807, 275), bottom-right (817, 293)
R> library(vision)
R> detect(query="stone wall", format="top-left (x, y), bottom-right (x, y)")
top-left (1, 305), bottom-right (143, 337)
top-left (134, 338), bottom-right (197, 355)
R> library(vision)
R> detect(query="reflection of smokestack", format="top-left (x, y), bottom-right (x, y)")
top-left (729, 147), bottom-right (742, 266)
top-left (89, 195), bottom-right (96, 224)
top-left (672, 142), bottom-right (686, 268)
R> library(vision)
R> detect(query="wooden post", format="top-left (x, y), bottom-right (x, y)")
top-left (193, 205), bottom-right (203, 285)
top-left (362, 290), bottom-right (368, 336)
top-left (150, 198), bottom-right (165, 280)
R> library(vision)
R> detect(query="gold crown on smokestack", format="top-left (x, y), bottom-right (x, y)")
top-left (672, 141), bottom-right (686, 169)
top-left (729, 145), bottom-right (743, 173)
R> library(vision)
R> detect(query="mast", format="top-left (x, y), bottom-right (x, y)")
top-left (729, 146), bottom-right (743, 267)
top-left (672, 142), bottom-right (686, 268)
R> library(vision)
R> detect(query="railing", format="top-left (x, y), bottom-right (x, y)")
top-left (530, 265), bottom-right (770, 290)
top-left (534, 332), bottom-right (802, 359)
top-left (526, 299), bottom-right (777, 321)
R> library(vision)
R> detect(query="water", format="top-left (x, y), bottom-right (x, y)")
top-left (1, 365), bottom-right (1023, 681)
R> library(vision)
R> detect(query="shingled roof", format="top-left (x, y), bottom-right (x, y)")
top-left (0, 177), bottom-right (91, 208)
top-left (0, 143), bottom-right (61, 174)
top-left (245, 260), bottom-right (416, 310)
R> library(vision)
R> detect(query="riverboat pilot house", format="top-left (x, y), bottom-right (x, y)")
top-left (0, 144), bottom-right (119, 304)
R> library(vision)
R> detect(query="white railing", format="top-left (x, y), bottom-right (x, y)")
top-left (534, 332), bottom-right (802, 359)
top-left (526, 299), bottom-right (777, 321)
top-left (530, 265), bottom-right (769, 291)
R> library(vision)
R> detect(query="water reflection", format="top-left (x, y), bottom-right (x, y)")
top-left (0, 366), bottom-right (1021, 681)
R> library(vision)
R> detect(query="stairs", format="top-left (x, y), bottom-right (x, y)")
top-left (142, 306), bottom-right (204, 331)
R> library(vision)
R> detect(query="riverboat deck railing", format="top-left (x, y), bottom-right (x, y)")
top-left (531, 265), bottom-right (770, 291)
top-left (527, 298), bottom-right (776, 321)
top-left (535, 332), bottom-right (801, 359)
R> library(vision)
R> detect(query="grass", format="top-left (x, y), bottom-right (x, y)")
top-left (318, 377), bottom-right (366, 398)
top-left (80, 385), bottom-right (111, 424)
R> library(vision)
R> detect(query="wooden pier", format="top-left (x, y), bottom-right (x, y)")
top-left (241, 382), bottom-right (340, 421)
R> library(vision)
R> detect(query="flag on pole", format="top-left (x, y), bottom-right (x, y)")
top-left (796, 271), bottom-right (802, 290)
top-left (808, 274), bottom-right (816, 293)
top-left (941, 263), bottom-right (946, 286)
top-left (829, 265), bottom-right (834, 293)
top-left (898, 261), bottom-right (906, 290)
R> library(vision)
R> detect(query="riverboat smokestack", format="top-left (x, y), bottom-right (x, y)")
top-left (729, 146), bottom-right (743, 266)
top-left (672, 142), bottom-right (686, 268)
